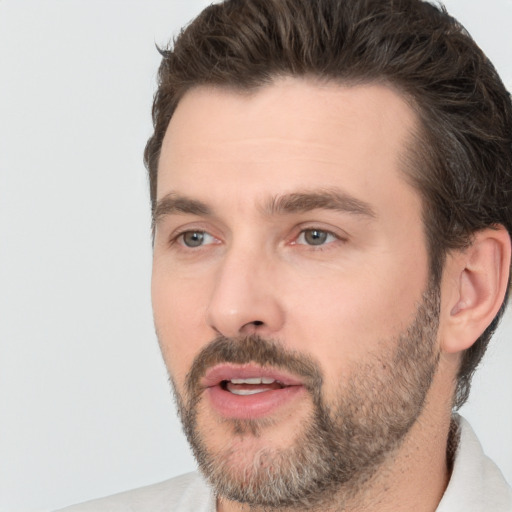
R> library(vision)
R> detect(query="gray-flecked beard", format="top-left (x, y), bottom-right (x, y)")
top-left (168, 281), bottom-right (440, 510)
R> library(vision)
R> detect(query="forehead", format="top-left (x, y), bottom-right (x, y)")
top-left (157, 78), bottom-right (421, 217)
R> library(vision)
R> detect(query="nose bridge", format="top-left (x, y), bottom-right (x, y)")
top-left (206, 235), bottom-right (284, 337)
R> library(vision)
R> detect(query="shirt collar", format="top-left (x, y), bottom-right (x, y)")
top-left (436, 414), bottom-right (512, 511)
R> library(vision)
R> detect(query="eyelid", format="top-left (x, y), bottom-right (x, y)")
top-left (294, 229), bottom-right (338, 246)
top-left (165, 221), bottom-right (222, 248)
top-left (175, 229), bottom-right (219, 247)
top-left (290, 224), bottom-right (349, 245)
top-left (163, 222), bottom-right (347, 250)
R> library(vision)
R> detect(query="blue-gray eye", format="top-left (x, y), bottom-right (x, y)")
top-left (182, 231), bottom-right (206, 247)
top-left (297, 229), bottom-right (336, 246)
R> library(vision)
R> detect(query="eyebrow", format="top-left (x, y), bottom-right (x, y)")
top-left (153, 193), bottom-right (212, 224)
top-left (153, 188), bottom-right (376, 225)
top-left (262, 189), bottom-right (376, 218)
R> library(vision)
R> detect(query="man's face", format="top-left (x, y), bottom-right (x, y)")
top-left (152, 79), bottom-right (439, 507)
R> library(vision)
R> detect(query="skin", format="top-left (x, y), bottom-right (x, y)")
top-left (152, 78), bottom-right (470, 511)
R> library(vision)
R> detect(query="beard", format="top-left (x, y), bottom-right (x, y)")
top-left (168, 281), bottom-right (441, 510)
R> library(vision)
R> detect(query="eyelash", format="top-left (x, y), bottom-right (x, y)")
top-left (293, 228), bottom-right (340, 248)
top-left (170, 229), bottom-right (217, 249)
top-left (169, 227), bottom-right (344, 251)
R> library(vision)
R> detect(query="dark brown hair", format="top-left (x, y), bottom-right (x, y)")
top-left (144, 0), bottom-right (512, 408)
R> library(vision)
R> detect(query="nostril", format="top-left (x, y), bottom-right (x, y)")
top-left (238, 319), bottom-right (265, 335)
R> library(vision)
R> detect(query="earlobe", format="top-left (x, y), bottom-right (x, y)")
top-left (441, 226), bottom-right (511, 354)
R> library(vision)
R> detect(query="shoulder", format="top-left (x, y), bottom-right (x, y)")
top-left (55, 472), bottom-right (214, 512)
top-left (437, 415), bottom-right (512, 512)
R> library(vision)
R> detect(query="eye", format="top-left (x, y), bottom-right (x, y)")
top-left (179, 230), bottom-right (216, 248)
top-left (296, 228), bottom-right (337, 246)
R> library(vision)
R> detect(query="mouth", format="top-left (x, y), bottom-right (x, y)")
top-left (221, 376), bottom-right (286, 395)
top-left (200, 364), bottom-right (306, 420)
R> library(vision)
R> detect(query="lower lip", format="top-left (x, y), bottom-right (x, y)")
top-left (205, 384), bottom-right (306, 420)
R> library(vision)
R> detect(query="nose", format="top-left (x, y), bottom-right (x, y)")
top-left (206, 245), bottom-right (285, 338)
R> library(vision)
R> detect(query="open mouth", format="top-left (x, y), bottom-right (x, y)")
top-left (221, 377), bottom-right (287, 395)
top-left (202, 363), bottom-right (303, 391)
top-left (201, 364), bottom-right (305, 419)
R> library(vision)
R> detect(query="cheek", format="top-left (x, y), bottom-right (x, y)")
top-left (284, 254), bottom-right (428, 373)
top-left (151, 267), bottom-right (210, 385)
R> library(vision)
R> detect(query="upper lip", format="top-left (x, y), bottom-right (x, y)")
top-left (201, 363), bottom-right (304, 389)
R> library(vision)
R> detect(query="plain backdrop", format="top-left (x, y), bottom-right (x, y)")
top-left (0, 1), bottom-right (511, 511)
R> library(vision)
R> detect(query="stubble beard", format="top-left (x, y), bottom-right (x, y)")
top-left (168, 282), bottom-right (441, 510)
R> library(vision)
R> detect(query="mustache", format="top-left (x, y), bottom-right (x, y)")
top-left (185, 334), bottom-right (323, 400)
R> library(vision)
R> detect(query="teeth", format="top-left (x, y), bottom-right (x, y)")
top-left (230, 377), bottom-right (276, 385)
top-left (229, 388), bottom-right (269, 396)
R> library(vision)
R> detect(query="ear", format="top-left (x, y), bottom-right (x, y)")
top-left (439, 226), bottom-right (511, 354)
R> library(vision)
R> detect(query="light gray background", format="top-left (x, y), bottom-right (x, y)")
top-left (0, 1), bottom-right (511, 511)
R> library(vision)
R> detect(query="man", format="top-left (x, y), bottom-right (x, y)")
top-left (59, 0), bottom-right (512, 510)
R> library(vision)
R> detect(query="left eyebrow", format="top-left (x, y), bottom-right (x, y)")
top-left (262, 189), bottom-right (376, 218)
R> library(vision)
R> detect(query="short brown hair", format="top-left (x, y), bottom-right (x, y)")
top-left (144, 0), bottom-right (512, 408)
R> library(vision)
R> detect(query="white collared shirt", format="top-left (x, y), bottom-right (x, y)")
top-left (57, 416), bottom-right (511, 511)
top-left (436, 416), bottom-right (512, 511)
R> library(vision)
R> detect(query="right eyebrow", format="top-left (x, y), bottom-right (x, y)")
top-left (153, 192), bottom-right (212, 225)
